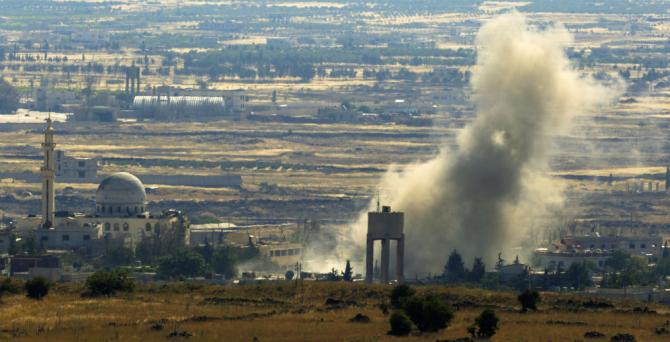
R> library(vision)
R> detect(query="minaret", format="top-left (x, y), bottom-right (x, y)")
top-left (41, 117), bottom-right (56, 228)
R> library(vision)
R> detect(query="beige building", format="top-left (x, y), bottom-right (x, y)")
top-left (27, 121), bottom-right (189, 252)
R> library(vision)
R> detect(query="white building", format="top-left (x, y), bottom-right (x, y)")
top-left (31, 120), bottom-right (189, 252)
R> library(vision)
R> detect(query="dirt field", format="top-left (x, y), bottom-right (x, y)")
top-left (0, 282), bottom-right (668, 341)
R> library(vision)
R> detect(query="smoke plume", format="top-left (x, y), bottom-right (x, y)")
top-left (346, 13), bottom-right (620, 275)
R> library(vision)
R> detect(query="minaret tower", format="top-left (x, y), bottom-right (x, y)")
top-left (41, 117), bottom-right (56, 228)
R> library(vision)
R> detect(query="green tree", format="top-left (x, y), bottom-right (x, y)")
top-left (444, 249), bottom-right (467, 282)
top-left (157, 250), bottom-right (207, 279)
top-left (565, 262), bottom-right (593, 289)
top-left (470, 257), bottom-right (485, 282)
top-left (8, 233), bottom-right (18, 255)
top-left (84, 268), bottom-right (135, 297)
top-left (403, 295), bottom-right (454, 332)
top-left (390, 284), bottom-right (416, 308)
top-left (103, 246), bottom-right (134, 268)
top-left (25, 277), bottom-right (50, 300)
top-left (211, 246), bottom-right (238, 279)
top-left (388, 311), bottom-right (413, 336)
top-left (342, 260), bottom-right (353, 281)
top-left (474, 309), bottom-right (499, 338)
top-left (605, 250), bottom-right (630, 271)
top-left (518, 289), bottom-right (540, 313)
top-left (0, 78), bottom-right (19, 113)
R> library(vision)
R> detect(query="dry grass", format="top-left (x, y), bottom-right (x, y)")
top-left (0, 282), bottom-right (668, 341)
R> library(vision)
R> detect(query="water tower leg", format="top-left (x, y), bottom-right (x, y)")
top-left (381, 238), bottom-right (390, 284)
top-left (365, 236), bottom-right (374, 283)
top-left (397, 235), bottom-right (405, 284)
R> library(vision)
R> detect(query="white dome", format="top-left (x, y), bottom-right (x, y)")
top-left (96, 172), bottom-right (147, 217)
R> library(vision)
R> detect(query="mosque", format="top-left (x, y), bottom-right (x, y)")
top-left (35, 118), bottom-right (189, 251)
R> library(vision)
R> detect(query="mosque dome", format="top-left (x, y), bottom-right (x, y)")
top-left (95, 172), bottom-right (147, 216)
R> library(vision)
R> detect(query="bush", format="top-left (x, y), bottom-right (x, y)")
top-left (474, 309), bottom-right (499, 338)
top-left (25, 277), bottom-right (50, 300)
top-left (84, 269), bottom-right (135, 297)
top-left (389, 311), bottom-right (413, 336)
top-left (518, 289), bottom-right (540, 312)
top-left (0, 277), bottom-right (21, 294)
top-left (403, 295), bottom-right (454, 332)
top-left (157, 250), bottom-right (207, 279)
top-left (391, 284), bottom-right (416, 308)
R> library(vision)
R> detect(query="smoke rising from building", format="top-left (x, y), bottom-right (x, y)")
top-left (344, 13), bottom-right (621, 275)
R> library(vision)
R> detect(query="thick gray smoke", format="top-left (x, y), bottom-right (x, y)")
top-left (342, 13), bottom-right (620, 275)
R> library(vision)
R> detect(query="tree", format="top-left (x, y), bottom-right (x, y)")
top-left (444, 250), bottom-right (467, 282)
top-left (605, 250), bottom-right (630, 271)
top-left (474, 309), bottom-right (499, 338)
top-left (211, 246), bottom-right (238, 279)
top-left (388, 311), bottom-right (413, 336)
top-left (25, 277), bottom-right (50, 300)
top-left (403, 295), bottom-right (454, 332)
top-left (342, 260), bottom-right (353, 281)
top-left (0, 78), bottom-right (19, 114)
top-left (8, 233), bottom-right (18, 255)
top-left (157, 250), bottom-right (207, 279)
top-left (390, 284), bottom-right (416, 308)
top-left (518, 289), bottom-right (540, 313)
top-left (285, 270), bottom-right (295, 280)
top-left (84, 269), bottom-right (134, 297)
top-left (103, 246), bottom-right (134, 268)
top-left (0, 278), bottom-right (20, 303)
top-left (565, 262), bottom-right (593, 289)
top-left (470, 257), bottom-right (485, 282)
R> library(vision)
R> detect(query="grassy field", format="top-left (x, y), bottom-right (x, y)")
top-left (0, 282), bottom-right (668, 341)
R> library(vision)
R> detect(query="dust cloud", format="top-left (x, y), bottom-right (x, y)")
top-left (342, 13), bottom-right (621, 275)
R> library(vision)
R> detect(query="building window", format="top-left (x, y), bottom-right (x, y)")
top-left (78, 171), bottom-right (85, 178)
top-left (83, 235), bottom-right (90, 241)
top-left (641, 243), bottom-right (646, 249)
top-left (78, 161), bottom-right (85, 167)
top-left (114, 223), bottom-right (120, 231)
top-left (145, 223), bottom-right (151, 232)
top-left (101, 206), bottom-right (105, 213)
top-left (601, 244), bottom-right (606, 249)
top-left (123, 223), bottom-right (129, 232)
top-left (117, 206), bottom-right (121, 213)
top-left (154, 223), bottom-right (160, 234)
top-left (105, 223), bottom-right (111, 231)
top-left (62, 235), bottom-right (69, 241)
top-left (135, 206), bottom-right (138, 213)
top-left (41, 236), bottom-right (48, 241)
top-left (629, 244), bottom-right (635, 249)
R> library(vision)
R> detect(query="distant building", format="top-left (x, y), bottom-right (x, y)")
top-left (132, 92), bottom-right (245, 120)
top-left (55, 150), bottom-right (97, 182)
top-left (25, 121), bottom-right (189, 252)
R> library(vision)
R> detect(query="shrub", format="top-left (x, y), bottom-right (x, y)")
top-left (518, 289), bottom-right (540, 312)
top-left (389, 311), bottom-right (413, 336)
top-left (403, 295), bottom-right (454, 332)
top-left (391, 284), bottom-right (416, 308)
top-left (0, 277), bottom-right (21, 294)
top-left (474, 309), bottom-right (499, 338)
top-left (157, 250), bottom-right (207, 279)
top-left (25, 277), bottom-right (50, 300)
top-left (84, 269), bottom-right (135, 297)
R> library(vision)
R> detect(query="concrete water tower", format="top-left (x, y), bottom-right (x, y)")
top-left (365, 206), bottom-right (405, 284)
